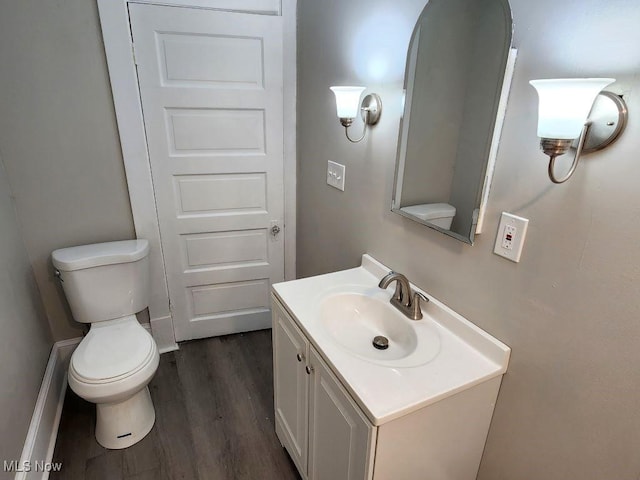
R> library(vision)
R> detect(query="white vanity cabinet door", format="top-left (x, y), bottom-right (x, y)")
top-left (307, 347), bottom-right (376, 480)
top-left (272, 299), bottom-right (309, 475)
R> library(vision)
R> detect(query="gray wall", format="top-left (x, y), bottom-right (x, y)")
top-left (0, 157), bottom-right (53, 477)
top-left (0, 0), bottom-right (135, 341)
top-left (297, 0), bottom-right (640, 478)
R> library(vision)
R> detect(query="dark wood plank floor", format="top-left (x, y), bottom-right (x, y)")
top-left (50, 329), bottom-right (300, 480)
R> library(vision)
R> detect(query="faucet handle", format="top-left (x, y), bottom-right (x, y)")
top-left (414, 291), bottom-right (428, 302)
top-left (411, 291), bottom-right (429, 320)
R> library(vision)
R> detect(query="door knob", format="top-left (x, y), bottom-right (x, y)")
top-left (271, 224), bottom-right (281, 236)
top-left (305, 365), bottom-right (313, 375)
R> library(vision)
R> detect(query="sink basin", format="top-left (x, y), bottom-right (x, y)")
top-left (273, 254), bottom-right (511, 424)
top-left (319, 292), bottom-right (441, 367)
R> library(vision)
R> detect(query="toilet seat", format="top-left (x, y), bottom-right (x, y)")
top-left (68, 315), bottom-right (160, 405)
top-left (71, 315), bottom-right (154, 384)
top-left (69, 350), bottom-right (159, 407)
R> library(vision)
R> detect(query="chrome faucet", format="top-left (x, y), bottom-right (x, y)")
top-left (378, 271), bottom-right (429, 320)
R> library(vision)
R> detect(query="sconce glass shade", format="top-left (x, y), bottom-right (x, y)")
top-left (529, 78), bottom-right (615, 139)
top-left (330, 86), bottom-right (366, 119)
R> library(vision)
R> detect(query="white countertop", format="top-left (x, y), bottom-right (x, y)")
top-left (272, 254), bottom-right (510, 426)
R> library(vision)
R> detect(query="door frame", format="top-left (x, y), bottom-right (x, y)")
top-left (97, 0), bottom-right (297, 353)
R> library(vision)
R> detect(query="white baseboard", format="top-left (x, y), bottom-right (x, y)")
top-left (14, 338), bottom-right (80, 480)
top-left (150, 314), bottom-right (179, 353)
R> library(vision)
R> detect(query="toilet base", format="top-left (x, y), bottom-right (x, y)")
top-left (95, 386), bottom-right (155, 449)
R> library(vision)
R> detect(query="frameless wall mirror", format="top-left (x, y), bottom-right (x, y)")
top-left (392, 0), bottom-right (514, 244)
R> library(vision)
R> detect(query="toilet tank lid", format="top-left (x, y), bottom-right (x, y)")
top-left (401, 203), bottom-right (456, 220)
top-left (52, 239), bottom-right (149, 271)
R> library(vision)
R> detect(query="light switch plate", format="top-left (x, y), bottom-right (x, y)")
top-left (494, 212), bottom-right (529, 262)
top-left (327, 160), bottom-right (346, 191)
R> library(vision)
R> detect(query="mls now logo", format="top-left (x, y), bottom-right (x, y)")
top-left (3, 460), bottom-right (63, 473)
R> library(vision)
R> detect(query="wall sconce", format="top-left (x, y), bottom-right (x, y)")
top-left (529, 78), bottom-right (628, 184)
top-left (329, 86), bottom-right (382, 143)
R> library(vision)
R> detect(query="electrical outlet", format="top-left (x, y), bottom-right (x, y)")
top-left (502, 225), bottom-right (517, 250)
top-left (494, 212), bottom-right (529, 262)
top-left (327, 160), bottom-right (346, 191)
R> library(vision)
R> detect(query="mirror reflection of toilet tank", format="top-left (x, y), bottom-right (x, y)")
top-left (400, 203), bottom-right (456, 230)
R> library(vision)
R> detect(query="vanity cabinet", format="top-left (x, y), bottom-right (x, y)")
top-left (273, 297), bottom-right (375, 480)
top-left (307, 347), bottom-right (375, 480)
top-left (273, 297), bottom-right (309, 473)
top-left (271, 255), bottom-right (510, 479)
top-left (272, 287), bottom-right (504, 480)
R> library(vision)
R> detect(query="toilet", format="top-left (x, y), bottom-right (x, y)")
top-left (400, 203), bottom-right (457, 229)
top-left (51, 239), bottom-right (159, 449)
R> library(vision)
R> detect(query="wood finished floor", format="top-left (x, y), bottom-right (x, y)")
top-left (50, 329), bottom-right (300, 480)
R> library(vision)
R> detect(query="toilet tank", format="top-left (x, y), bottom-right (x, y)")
top-left (400, 203), bottom-right (456, 229)
top-left (52, 240), bottom-right (150, 324)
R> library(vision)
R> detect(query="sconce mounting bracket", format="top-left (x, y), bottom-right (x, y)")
top-left (360, 94), bottom-right (382, 125)
top-left (574, 91), bottom-right (628, 153)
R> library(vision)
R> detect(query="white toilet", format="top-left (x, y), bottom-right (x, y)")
top-left (52, 239), bottom-right (159, 449)
top-left (400, 203), bottom-right (457, 229)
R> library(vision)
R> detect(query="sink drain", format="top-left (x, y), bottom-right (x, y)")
top-left (372, 336), bottom-right (389, 350)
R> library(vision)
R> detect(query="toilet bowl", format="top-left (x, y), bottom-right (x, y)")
top-left (68, 315), bottom-right (159, 448)
top-left (52, 239), bottom-right (159, 449)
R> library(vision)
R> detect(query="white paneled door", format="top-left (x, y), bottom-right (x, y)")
top-left (129, 4), bottom-right (284, 341)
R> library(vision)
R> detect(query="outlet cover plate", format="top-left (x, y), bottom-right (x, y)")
top-left (494, 212), bottom-right (529, 262)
